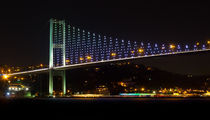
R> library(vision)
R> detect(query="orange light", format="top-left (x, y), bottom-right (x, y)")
top-left (196, 42), bottom-right (200, 46)
top-left (111, 52), bottom-right (116, 57)
top-left (207, 41), bottom-right (210, 44)
top-left (66, 60), bottom-right (70, 63)
top-left (147, 67), bottom-right (152, 70)
top-left (80, 57), bottom-right (84, 61)
top-left (40, 64), bottom-right (43, 67)
top-left (86, 56), bottom-right (92, 60)
top-left (3, 75), bottom-right (9, 80)
top-left (170, 44), bottom-right (176, 49)
top-left (138, 48), bottom-right (144, 53)
top-left (120, 82), bottom-right (127, 87)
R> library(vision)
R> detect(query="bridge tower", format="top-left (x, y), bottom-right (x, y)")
top-left (49, 18), bottom-right (66, 96)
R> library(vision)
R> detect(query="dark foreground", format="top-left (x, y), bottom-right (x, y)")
top-left (0, 97), bottom-right (209, 118)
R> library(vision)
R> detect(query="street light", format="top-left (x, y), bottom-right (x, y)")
top-left (111, 52), bottom-right (116, 57)
top-left (170, 44), bottom-right (176, 49)
top-left (3, 74), bottom-right (9, 80)
top-left (80, 57), bottom-right (84, 61)
top-left (40, 64), bottom-right (43, 67)
top-left (131, 50), bottom-right (135, 54)
top-left (207, 41), bottom-right (210, 49)
top-left (86, 56), bottom-right (92, 60)
top-left (138, 48), bottom-right (144, 53)
top-left (65, 60), bottom-right (70, 63)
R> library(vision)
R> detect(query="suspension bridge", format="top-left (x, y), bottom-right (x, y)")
top-left (3, 18), bottom-right (210, 96)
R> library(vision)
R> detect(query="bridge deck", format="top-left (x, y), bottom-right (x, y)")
top-left (7, 49), bottom-right (210, 76)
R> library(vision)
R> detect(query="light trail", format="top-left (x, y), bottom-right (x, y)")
top-left (7, 49), bottom-right (210, 76)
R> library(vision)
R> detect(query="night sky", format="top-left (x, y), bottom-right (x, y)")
top-left (0, 0), bottom-right (209, 75)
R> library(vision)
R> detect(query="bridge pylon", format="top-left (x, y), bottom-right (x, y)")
top-left (49, 70), bottom-right (66, 96)
top-left (49, 69), bottom-right (53, 96)
top-left (49, 18), bottom-right (66, 97)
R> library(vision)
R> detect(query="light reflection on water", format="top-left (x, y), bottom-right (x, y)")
top-left (47, 97), bottom-right (210, 102)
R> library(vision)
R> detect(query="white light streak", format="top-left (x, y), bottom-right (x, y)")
top-left (8, 49), bottom-right (210, 76)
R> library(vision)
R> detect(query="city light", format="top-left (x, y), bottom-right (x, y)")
top-left (3, 74), bottom-right (9, 80)
top-left (207, 41), bottom-right (210, 44)
top-left (119, 82), bottom-right (127, 87)
top-left (72, 94), bottom-right (104, 98)
top-left (196, 42), bottom-right (200, 46)
top-left (120, 93), bottom-right (156, 97)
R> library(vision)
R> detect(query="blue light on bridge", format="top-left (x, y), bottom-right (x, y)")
top-left (202, 45), bottom-right (206, 50)
top-left (49, 19), bottom-right (210, 67)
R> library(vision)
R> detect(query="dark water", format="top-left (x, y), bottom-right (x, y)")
top-left (0, 97), bottom-right (209, 118)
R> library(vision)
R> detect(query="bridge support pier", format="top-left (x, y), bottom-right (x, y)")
top-left (49, 70), bottom-right (66, 97)
top-left (62, 70), bottom-right (66, 95)
top-left (49, 69), bottom-right (54, 96)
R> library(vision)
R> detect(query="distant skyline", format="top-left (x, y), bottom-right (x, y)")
top-left (0, 0), bottom-right (209, 75)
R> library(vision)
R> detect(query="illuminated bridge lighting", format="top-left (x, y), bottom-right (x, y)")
top-left (48, 19), bottom-right (210, 67)
top-left (138, 48), bottom-right (144, 53)
top-left (86, 56), bottom-right (92, 60)
top-left (111, 52), bottom-right (116, 57)
top-left (7, 48), bottom-right (210, 76)
top-left (170, 44), bottom-right (176, 49)
top-left (5, 18), bottom-right (210, 96)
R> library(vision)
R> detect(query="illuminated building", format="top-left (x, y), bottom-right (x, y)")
top-left (6, 79), bottom-right (30, 97)
top-left (96, 85), bottom-right (110, 95)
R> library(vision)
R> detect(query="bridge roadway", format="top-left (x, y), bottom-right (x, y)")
top-left (7, 48), bottom-right (210, 76)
